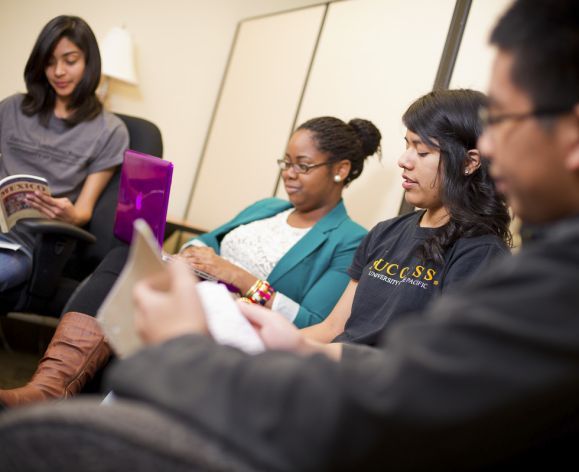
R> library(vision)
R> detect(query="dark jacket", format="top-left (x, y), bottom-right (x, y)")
top-left (108, 215), bottom-right (579, 471)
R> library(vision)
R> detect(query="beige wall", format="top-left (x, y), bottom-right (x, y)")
top-left (0, 0), bottom-right (513, 229)
top-left (0, 0), bottom-right (328, 219)
top-left (450, 0), bottom-right (512, 91)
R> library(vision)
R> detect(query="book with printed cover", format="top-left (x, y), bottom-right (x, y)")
top-left (0, 174), bottom-right (50, 233)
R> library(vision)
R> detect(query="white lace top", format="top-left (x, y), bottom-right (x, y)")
top-left (182, 208), bottom-right (310, 321)
top-left (220, 208), bottom-right (309, 280)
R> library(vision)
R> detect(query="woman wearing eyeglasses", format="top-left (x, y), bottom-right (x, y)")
top-left (0, 116), bottom-right (380, 407)
top-left (174, 116), bottom-right (381, 327)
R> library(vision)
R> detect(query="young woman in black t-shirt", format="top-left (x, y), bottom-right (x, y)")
top-left (300, 89), bottom-right (512, 346)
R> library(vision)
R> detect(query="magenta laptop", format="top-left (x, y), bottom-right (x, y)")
top-left (113, 149), bottom-right (173, 247)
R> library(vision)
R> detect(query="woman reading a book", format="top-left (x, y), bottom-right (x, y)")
top-left (0, 115), bottom-right (381, 407)
top-left (0, 15), bottom-right (128, 292)
top-left (0, 16), bottom-right (127, 407)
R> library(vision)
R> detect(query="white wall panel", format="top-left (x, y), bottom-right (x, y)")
top-left (185, 6), bottom-right (326, 230)
top-left (450, 0), bottom-right (512, 92)
top-left (276, 0), bottom-right (456, 229)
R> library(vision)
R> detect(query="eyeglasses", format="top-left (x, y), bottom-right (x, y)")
top-left (276, 159), bottom-right (332, 174)
top-left (478, 105), bottom-right (571, 129)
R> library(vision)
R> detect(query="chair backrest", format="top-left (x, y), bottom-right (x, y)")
top-left (115, 113), bottom-right (164, 158)
top-left (0, 398), bottom-right (265, 471)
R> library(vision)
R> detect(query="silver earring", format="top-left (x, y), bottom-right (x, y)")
top-left (334, 175), bottom-right (342, 183)
top-left (465, 170), bottom-right (469, 175)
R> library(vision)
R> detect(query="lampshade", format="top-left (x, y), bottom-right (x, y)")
top-left (100, 26), bottom-right (138, 85)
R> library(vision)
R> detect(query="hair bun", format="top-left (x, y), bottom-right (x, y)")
top-left (348, 118), bottom-right (382, 157)
top-left (296, 115), bottom-right (382, 186)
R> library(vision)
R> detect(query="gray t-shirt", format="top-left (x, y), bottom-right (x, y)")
top-left (0, 93), bottom-right (128, 201)
top-left (0, 94), bottom-right (128, 253)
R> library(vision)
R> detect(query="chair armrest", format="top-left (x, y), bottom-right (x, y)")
top-left (165, 216), bottom-right (207, 238)
top-left (164, 217), bottom-right (207, 253)
top-left (165, 216), bottom-right (207, 240)
top-left (17, 219), bottom-right (96, 299)
top-left (19, 218), bottom-right (96, 243)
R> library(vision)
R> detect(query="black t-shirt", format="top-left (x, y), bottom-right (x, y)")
top-left (334, 211), bottom-right (509, 346)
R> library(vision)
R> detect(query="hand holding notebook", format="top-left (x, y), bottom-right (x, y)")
top-left (97, 219), bottom-right (265, 357)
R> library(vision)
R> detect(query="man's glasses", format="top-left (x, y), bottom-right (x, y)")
top-left (479, 105), bottom-right (571, 129)
top-left (277, 159), bottom-right (332, 174)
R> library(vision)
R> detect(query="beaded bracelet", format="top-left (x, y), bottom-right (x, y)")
top-left (244, 279), bottom-right (275, 305)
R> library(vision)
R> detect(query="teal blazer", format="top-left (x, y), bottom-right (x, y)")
top-left (191, 198), bottom-right (367, 328)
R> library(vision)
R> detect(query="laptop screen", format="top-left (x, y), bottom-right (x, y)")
top-left (113, 149), bottom-right (173, 247)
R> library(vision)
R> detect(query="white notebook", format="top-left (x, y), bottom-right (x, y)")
top-left (97, 219), bottom-right (265, 357)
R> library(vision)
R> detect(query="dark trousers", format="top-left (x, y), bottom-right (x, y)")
top-left (64, 245), bottom-right (129, 317)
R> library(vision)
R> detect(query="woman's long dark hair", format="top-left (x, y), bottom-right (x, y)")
top-left (21, 15), bottom-right (102, 126)
top-left (402, 89), bottom-right (512, 264)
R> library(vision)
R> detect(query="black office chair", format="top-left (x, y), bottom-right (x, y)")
top-left (64, 113), bottom-right (164, 281)
top-left (0, 114), bottom-right (163, 317)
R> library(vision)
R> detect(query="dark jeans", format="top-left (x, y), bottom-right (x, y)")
top-left (64, 245), bottom-right (129, 317)
top-left (0, 249), bottom-right (31, 292)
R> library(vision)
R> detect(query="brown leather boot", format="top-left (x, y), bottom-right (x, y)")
top-left (0, 311), bottom-right (111, 407)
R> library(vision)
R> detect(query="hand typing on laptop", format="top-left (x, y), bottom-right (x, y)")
top-left (161, 252), bottom-right (218, 282)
